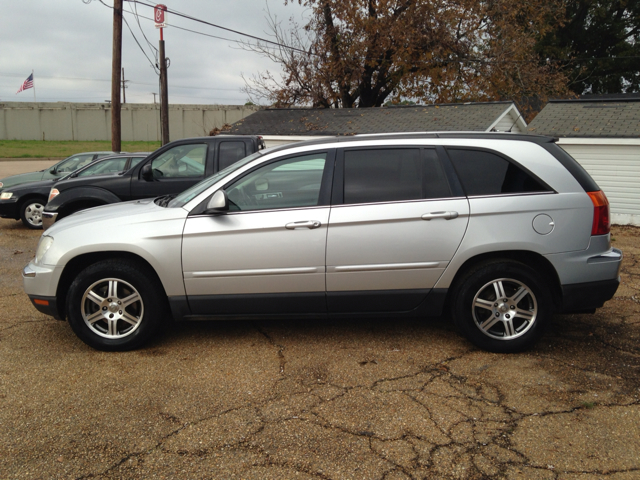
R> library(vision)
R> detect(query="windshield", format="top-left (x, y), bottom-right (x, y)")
top-left (167, 151), bottom-right (263, 208)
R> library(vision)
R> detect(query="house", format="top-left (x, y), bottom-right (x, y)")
top-left (226, 102), bottom-right (527, 147)
top-left (527, 97), bottom-right (640, 226)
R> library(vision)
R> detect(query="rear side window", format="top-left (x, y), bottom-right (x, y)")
top-left (343, 148), bottom-right (451, 204)
top-left (219, 141), bottom-right (247, 171)
top-left (447, 148), bottom-right (550, 196)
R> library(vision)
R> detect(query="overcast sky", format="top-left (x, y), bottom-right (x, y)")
top-left (1, 0), bottom-right (309, 105)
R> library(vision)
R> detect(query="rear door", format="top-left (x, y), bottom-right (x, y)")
top-left (325, 146), bottom-right (469, 313)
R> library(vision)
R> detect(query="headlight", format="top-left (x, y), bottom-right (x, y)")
top-left (0, 192), bottom-right (13, 200)
top-left (34, 235), bottom-right (54, 265)
top-left (48, 188), bottom-right (60, 202)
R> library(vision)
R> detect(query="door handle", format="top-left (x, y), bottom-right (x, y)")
top-left (285, 220), bottom-right (321, 230)
top-left (421, 211), bottom-right (459, 221)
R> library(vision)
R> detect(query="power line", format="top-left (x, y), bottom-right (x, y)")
top-left (126, 0), bottom-right (314, 55)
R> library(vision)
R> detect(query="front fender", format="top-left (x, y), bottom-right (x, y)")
top-left (47, 187), bottom-right (122, 213)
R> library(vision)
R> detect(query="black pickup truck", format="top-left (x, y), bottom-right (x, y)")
top-left (43, 135), bottom-right (265, 229)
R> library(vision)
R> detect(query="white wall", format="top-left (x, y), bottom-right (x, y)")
top-left (0, 102), bottom-right (260, 142)
top-left (558, 138), bottom-right (640, 226)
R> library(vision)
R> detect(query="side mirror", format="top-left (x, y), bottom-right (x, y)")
top-left (205, 190), bottom-right (229, 213)
top-left (141, 163), bottom-right (153, 181)
top-left (49, 168), bottom-right (57, 174)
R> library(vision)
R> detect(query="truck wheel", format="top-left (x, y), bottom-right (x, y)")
top-left (20, 197), bottom-right (46, 229)
top-left (451, 261), bottom-right (552, 353)
top-left (66, 259), bottom-right (167, 351)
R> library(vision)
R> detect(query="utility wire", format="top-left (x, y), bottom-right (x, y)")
top-left (126, 0), bottom-right (315, 55)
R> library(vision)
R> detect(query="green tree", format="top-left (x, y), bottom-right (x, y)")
top-left (537, 0), bottom-right (640, 94)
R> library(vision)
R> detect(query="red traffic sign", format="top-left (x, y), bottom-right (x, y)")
top-left (154, 4), bottom-right (167, 28)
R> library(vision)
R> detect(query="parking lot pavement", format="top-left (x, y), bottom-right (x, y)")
top-left (1, 216), bottom-right (639, 478)
top-left (0, 159), bottom-right (59, 177)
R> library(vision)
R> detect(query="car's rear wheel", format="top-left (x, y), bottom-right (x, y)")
top-left (66, 260), bottom-right (166, 351)
top-left (451, 261), bottom-right (552, 353)
top-left (20, 197), bottom-right (46, 229)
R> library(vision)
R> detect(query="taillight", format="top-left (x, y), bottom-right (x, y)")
top-left (587, 190), bottom-right (610, 236)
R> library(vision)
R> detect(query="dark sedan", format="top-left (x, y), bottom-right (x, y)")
top-left (0, 153), bottom-right (149, 229)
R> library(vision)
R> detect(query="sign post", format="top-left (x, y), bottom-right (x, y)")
top-left (155, 4), bottom-right (169, 145)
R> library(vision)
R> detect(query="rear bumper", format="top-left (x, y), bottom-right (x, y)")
top-left (560, 277), bottom-right (620, 313)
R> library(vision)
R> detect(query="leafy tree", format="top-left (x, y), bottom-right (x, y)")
top-left (537, 0), bottom-right (640, 94)
top-left (242, 0), bottom-right (570, 111)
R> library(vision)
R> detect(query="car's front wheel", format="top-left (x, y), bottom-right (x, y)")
top-left (20, 197), bottom-right (46, 229)
top-left (451, 260), bottom-right (552, 353)
top-left (66, 260), bottom-right (167, 351)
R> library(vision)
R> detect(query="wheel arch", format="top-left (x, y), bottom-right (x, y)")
top-left (55, 251), bottom-right (168, 320)
top-left (446, 250), bottom-right (562, 311)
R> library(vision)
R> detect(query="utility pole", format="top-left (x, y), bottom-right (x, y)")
top-left (111, 0), bottom-right (123, 152)
top-left (155, 4), bottom-right (170, 145)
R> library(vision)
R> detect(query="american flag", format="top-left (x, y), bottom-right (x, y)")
top-left (16, 74), bottom-right (34, 94)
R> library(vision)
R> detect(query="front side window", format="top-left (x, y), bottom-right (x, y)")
top-left (151, 144), bottom-right (207, 178)
top-left (219, 141), bottom-right (247, 171)
top-left (76, 157), bottom-right (128, 177)
top-left (343, 148), bottom-right (451, 204)
top-left (226, 153), bottom-right (327, 211)
top-left (447, 148), bottom-right (550, 196)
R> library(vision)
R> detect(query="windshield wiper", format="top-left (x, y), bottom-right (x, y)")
top-left (155, 194), bottom-right (176, 207)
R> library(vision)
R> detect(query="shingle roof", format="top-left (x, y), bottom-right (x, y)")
top-left (527, 99), bottom-right (640, 137)
top-left (227, 102), bottom-right (516, 136)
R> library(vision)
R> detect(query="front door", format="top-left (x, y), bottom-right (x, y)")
top-left (182, 150), bottom-right (333, 316)
top-left (130, 143), bottom-right (208, 200)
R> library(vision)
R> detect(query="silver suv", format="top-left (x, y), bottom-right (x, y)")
top-left (23, 133), bottom-right (622, 352)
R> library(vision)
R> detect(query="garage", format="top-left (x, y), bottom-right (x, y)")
top-left (528, 98), bottom-right (640, 226)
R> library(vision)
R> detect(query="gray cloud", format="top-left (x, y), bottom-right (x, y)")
top-left (1, 0), bottom-right (308, 105)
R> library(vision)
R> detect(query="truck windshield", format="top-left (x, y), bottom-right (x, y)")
top-left (167, 151), bottom-right (263, 208)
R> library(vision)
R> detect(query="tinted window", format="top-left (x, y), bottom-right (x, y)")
top-left (447, 148), bottom-right (550, 196)
top-left (219, 141), bottom-right (247, 170)
top-left (151, 144), bottom-right (206, 178)
top-left (343, 148), bottom-right (451, 204)
top-left (227, 153), bottom-right (327, 211)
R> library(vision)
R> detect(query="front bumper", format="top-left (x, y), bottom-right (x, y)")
top-left (23, 262), bottom-right (64, 320)
top-left (42, 211), bottom-right (58, 230)
top-left (0, 198), bottom-right (20, 220)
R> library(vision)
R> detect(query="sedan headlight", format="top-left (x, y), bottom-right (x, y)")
top-left (0, 191), bottom-right (13, 200)
top-left (34, 235), bottom-right (54, 265)
top-left (48, 188), bottom-right (60, 202)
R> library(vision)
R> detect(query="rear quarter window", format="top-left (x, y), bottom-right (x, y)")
top-left (446, 148), bottom-right (551, 196)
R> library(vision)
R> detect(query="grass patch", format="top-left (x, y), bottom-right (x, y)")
top-left (0, 140), bottom-right (161, 158)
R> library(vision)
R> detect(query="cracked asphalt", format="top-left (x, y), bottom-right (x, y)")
top-left (1, 163), bottom-right (639, 479)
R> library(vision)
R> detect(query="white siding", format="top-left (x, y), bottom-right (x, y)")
top-left (559, 141), bottom-right (640, 226)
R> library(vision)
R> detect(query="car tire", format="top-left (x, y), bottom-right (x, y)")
top-left (451, 260), bottom-right (552, 353)
top-left (20, 197), bottom-right (46, 229)
top-left (66, 259), bottom-right (167, 351)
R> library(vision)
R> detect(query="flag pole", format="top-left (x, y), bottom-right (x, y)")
top-left (32, 70), bottom-right (36, 102)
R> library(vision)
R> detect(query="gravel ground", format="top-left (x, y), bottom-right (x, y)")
top-left (0, 163), bottom-right (639, 479)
